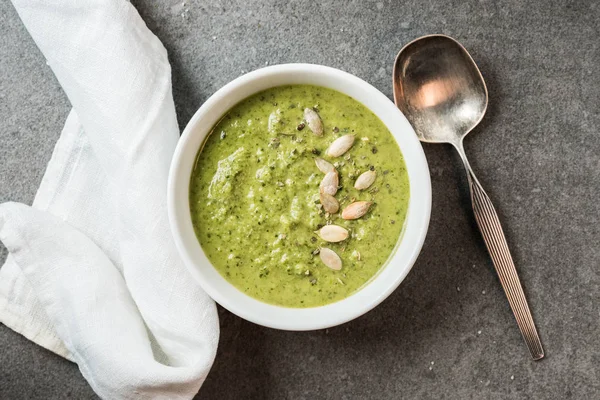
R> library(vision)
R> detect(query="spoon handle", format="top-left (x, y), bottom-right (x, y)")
top-left (455, 142), bottom-right (544, 360)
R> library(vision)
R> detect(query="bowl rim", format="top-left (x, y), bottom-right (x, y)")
top-left (168, 63), bottom-right (431, 330)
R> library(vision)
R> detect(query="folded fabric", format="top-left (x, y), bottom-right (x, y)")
top-left (0, 0), bottom-right (219, 398)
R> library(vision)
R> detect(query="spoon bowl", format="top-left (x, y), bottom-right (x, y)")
top-left (393, 34), bottom-right (488, 144)
top-left (393, 34), bottom-right (544, 360)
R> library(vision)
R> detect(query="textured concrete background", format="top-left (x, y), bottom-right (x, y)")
top-left (1, 0), bottom-right (599, 399)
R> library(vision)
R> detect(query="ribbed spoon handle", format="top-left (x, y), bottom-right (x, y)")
top-left (456, 142), bottom-right (544, 360)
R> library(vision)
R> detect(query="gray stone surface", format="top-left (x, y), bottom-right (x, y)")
top-left (1, 0), bottom-right (599, 398)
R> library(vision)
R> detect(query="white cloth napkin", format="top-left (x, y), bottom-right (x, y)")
top-left (0, 0), bottom-right (219, 398)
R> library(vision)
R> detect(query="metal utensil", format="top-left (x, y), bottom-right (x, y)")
top-left (393, 34), bottom-right (544, 360)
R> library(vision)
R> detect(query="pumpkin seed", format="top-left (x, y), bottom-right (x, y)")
top-left (315, 157), bottom-right (335, 174)
top-left (318, 225), bottom-right (349, 242)
top-left (354, 170), bottom-right (377, 190)
top-left (320, 192), bottom-right (339, 214)
top-left (326, 134), bottom-right (355, 157)
top-left (319, 171), bottom-right (339, 196)
top-left (304, 108), bottom-right (323, 136)
top-left (341, 201), bottom-right (373, 220)
top-left (319, 247), bottom-right (342, 270)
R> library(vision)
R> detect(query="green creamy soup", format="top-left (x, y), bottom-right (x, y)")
top-left (190, 85), bottom-right (409, 307)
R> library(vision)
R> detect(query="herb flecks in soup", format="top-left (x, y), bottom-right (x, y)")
top-left (190, 85), bottom-right (409, 307)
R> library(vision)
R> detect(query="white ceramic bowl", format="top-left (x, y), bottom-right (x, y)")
top-left (168, 64), bottom-right (431, 330)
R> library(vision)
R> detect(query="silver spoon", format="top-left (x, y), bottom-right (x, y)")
top-left (393, 34), bottom-right (544, 360)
